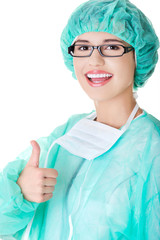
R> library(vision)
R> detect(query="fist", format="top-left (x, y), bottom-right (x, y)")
top-left (16, 140), bottom-right (58, 203)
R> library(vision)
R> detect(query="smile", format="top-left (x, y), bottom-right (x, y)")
top-left (85, 75), bottom-right (113, 87)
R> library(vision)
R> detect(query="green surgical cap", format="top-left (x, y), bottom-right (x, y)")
top-left (60, 0), bottom-right (160, 91)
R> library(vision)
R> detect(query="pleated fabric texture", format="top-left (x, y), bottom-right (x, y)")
top-left (0, 109), bottom-right (160, 240)
top-left (60, 0), bottom-right (160, 91)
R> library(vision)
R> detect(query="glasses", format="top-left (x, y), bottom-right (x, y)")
top-left (68, 44), bottom-right (134, 57)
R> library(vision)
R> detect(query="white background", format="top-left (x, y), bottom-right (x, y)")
top-left (0, 0), bottom-right (160, 171)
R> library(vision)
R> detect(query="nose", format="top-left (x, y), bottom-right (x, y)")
top-left (88, 48), bottom-right (105, 66)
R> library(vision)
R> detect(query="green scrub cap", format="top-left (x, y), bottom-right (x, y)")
top-left (60, 0), bottom-right (160, 91)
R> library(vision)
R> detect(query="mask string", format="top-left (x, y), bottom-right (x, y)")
top-left (133, 91), bottom-right (138, 99)
top-left (121, 103), bottom-right (139, 132)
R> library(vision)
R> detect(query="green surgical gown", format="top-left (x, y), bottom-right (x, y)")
top-left (0, 109), bottom-right (160, 239)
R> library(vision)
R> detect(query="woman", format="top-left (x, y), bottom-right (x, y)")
top-left (0, 0), bottom-right (160, 239)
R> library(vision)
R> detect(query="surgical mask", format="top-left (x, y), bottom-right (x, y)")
top-left (44, 102), bottom-right (139, 165)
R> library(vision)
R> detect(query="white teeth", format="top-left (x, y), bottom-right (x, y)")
top-left (87, 73), bottom-right (112, 78)
top-left (90, 80), bottom-right (104, 83)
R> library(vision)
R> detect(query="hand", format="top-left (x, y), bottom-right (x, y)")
top-left (16, 140), bottom-right (58, 203)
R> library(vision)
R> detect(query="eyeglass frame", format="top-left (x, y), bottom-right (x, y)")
top-left (68, 43), bottom-right (134, 57)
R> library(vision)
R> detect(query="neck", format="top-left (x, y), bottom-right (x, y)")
top-left (93, 88), bottom-right (142, 129)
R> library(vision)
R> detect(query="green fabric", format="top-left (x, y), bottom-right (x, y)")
top-left (0, 109), bottom-right (160, 239)
top-left (60, 0), bottom-right (160, 91)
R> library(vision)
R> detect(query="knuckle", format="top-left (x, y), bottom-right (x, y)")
top-left (54, 178), bottom-right (57, 185)
top-left (49, 193), bottom-right (53, 199)
top-left (54, 169), bottom-right (58, 178)
top-left (48, 193), bottom-right (53, 200)
top-left (51, 178), bottom-right (57, 185)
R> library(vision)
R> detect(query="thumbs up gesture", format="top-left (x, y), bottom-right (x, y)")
top-left (16, 140), bottom-right (58, 203)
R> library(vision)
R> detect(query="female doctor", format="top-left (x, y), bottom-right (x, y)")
top-left (0, 0), bottom-right (160, 239)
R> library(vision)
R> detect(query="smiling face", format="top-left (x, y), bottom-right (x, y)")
top-left (73, 32), bottom-right (136, 103)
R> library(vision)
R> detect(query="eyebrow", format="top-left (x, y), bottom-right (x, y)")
top-left (74, 39), bottom-right (126, 44)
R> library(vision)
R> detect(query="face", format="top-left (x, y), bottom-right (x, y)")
top-left (73, 32), bottom-right (136, 103)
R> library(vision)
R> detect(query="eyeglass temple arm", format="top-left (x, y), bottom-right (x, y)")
top-left (125, 47), bottom-right (134, 53)
top-left (68, 45), bottom-right (76, 54)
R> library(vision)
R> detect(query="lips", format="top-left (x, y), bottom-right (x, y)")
top-left (85, 75), bottom-right (113, 87)
top-left (85, 70), bottom-right (113, 75)
top-left (85, 69), bottom-right (113, 87)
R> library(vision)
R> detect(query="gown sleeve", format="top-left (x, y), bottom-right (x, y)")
top-left (0, 117), bottom-right (72, 237)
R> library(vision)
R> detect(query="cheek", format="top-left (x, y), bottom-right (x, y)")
top-left (73, 59), bottom-right (84, 77)
top-left (113, 55), bottom-right (135, 79)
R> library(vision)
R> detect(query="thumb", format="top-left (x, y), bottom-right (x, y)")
top-left (26, 140), bottom-right (41, 168)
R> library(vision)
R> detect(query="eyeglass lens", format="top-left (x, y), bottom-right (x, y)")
top-left (72, 44), bottom-right (124, 57)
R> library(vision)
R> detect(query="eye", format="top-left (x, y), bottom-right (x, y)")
top-left (78, 45), bottom-right (91, 51)
top-left (106, 45), bottom-right (120, 50)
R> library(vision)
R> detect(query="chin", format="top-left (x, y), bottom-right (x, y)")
top-left (86, 94), bottom-right (110, 102)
